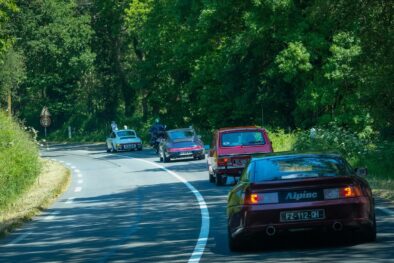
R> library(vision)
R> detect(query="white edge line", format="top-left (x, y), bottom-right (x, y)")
top-left (134, 158), bottom-right (210, 263)
top-left (5, 232), bottom-right (31, 247)
top-left (376, 206), bottom-right (394, 216)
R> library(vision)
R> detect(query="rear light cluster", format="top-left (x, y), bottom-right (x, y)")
top-left (244, 186), bottom-right (362, 205)
top-left (245, 192), bottom-right (279, 205)
top-left (324, 186), bottom-right (362, 199)
top-left (217, 158), bottom-right (229, 166)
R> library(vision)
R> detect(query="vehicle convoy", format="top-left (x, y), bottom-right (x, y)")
top-left (227, 153), bottom-right (376, 251)
top-left (106, 129), bottom-right (143, 152)
top-left (207, 126), bottom-right (273, 186)
top-left (159, 128), bottom-right (205, 162)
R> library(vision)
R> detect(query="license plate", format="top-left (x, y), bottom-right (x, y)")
top-left (232, 159), bottom-right (248, 167)
top-left (280, 209), bottom-right (325, 222)
top-left (180, 151), bottom-right (192, 156)
top-left (124, 144), bottom-right (135, 149)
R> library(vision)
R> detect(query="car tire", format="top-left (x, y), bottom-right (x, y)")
top-left (228, 227), bottom-right (244, 252)
top-left (209, 172), bottom-right (215, 183)
top-left (163, 152), bottom-right (171, 163)
top-left (110, 144), bottom-right (117, 153)
top-left (199, 154), bottom-right (206, 160)
top-left (362, 216), bottom-right (377, 243)
top-left (216, 173), bottom-right (225, 186)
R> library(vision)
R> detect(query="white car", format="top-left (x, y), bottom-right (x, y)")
top-left (106, 129), bottom-right (143, 152)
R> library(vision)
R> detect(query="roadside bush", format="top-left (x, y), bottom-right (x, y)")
top-left (267, 128), bottom-right (297, 152)
top-left (0, 111), bottom-right (41, 210)
top-left (292, 124), bottom-right (374, 161)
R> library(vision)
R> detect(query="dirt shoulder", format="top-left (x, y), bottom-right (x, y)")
top-left (0, 159), bottom-right (70, 237)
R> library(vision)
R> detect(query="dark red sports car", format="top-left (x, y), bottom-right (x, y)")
top-left (159, 128), bottom-right (205, 162)
top-left (227, 152), bottom-right (376, 251)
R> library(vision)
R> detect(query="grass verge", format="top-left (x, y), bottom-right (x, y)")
top-left (0, 159), bottom-right (70, 237)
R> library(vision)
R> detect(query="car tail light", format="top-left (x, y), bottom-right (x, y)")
top-left (192, 145), bottom-right (203, 150)
top-left (244, 192), bottom-right (279, 205)
top-left (324, 186), bottom-right (362, 199)
top-left (217, 158), bottom-right (229, 166)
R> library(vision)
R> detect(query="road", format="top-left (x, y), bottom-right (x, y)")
top-left (1, 144), bottom-right (394, 262)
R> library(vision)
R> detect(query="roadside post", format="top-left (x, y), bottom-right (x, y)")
top-left (40, 106), bottom-right (51, 137)
top-left (68, 126), bottom-right (72, 139)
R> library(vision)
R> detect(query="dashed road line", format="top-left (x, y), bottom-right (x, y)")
top-left (65, 197), bottom-right (75, 204)
top-left (74, 187), bottom-right (82, 193)
top-left (376, 206), bottom-right (394, 216)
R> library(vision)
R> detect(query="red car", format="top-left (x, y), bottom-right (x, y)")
top-left (159, 128), bottom-right (205, 162)
top-left (227, 153), bottom-right (376, 251)
top-left (207, 126), bottom-right (273, 186)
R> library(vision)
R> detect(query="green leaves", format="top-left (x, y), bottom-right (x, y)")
top-left (275, 41), bottom-right (312, 82)
top-left (324, 32), bottom-right (361, 80)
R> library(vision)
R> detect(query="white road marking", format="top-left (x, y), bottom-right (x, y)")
top-left (5, 211), bottom-right (60, 246)
top-left (77, 179), bottom-right (84, 184)
top-left (376, 206), bottom-right (394, 216)
top-left (77, 173), bottom-right (82, 178)
top-left (44, 211), bottom-right (60, 221)
top-left (70, 165), bottom-right (76, 169)
top-left (66, 197), bottom-right (74, 204)
top-left (134, 158), bottom-right (210, 263)
top-left (4, 232), bottom-right (31, 247)
top-left (74, 187), bottom-right (82, 192)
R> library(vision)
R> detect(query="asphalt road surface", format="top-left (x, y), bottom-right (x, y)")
top-left (1, 144), bottom-right (394, 262)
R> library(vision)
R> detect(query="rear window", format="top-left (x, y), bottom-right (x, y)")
top-left (116, 130), bottom-right (136, 137)
top-left (253, 156), bottom-right (352, 182)
top-left (221, 131), bottom-right (265, 147)
top-left (168, 130), bottom-right (194, 140)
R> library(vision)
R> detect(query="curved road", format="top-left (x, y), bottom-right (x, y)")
top-left (1, 144), bottom-right (394, 262)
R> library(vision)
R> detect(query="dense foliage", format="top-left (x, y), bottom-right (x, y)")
top-left (0, 0), bottom-right (392, 138)
top-left (0, 111), bottom-right (41, 209)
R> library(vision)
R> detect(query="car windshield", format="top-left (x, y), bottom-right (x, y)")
top-left (253, 156), bottom-right (352, 182)
top-left (168, 130), bottom-right (194, 140)
top-left (116, 130), bottom-right (136, 137)
top-left (221, 131), bottom-right (265, 147)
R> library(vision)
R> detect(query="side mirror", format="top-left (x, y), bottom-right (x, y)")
top-left (355, 167), bottom-right (368, 177)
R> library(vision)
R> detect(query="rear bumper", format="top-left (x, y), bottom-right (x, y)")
top-left (117, 143), bottom-right (142, 151)
top-left (229, 197), bottom-right (374, 238)
top-left (168, 150), bottom-right (204, 159)
top-left (215, 166), bottom-right (244, 176)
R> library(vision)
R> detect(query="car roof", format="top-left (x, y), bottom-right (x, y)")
top-left (115, 129), bottom-right (136, 133)
top-left (218, 126), bottom-right (264, 133)
top-left (250, 152), bottom-right (343, 162)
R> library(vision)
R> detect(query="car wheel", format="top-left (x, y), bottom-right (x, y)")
top-left (209, 170), bottom-right (215, 183)
top-left (110, 143), bottom-right (116, 153)
top-left (362, 216), bottom-right (377, 243)
top-left (228, 227), bottom-right (244, 252)
top-left (163, 151), bottom-right (171, 163)
top-left (199, 154), bottom-right (206, 160)
top-left (159, 150), bottom-right (163, 162)
top-left (216, 173), bottom-right (225, 186)
top-left (138, 147), bottom-right (143, 151)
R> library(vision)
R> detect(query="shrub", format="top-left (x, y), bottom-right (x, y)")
top-left (0, 111), bottom-right (41, 210)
